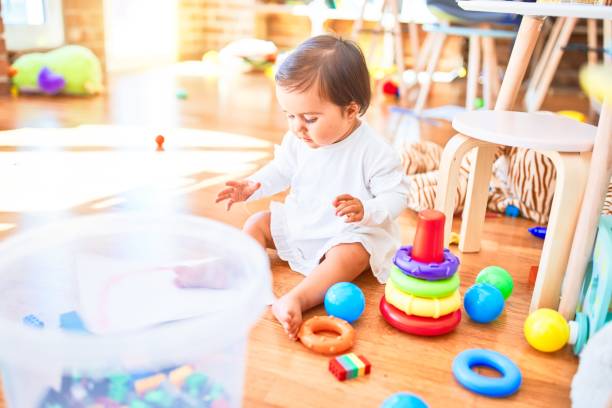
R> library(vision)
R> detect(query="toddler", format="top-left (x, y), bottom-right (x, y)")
top-left (185, 35), bottom-right (410, 339)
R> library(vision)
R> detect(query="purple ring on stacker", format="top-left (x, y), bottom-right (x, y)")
top-left (393, 246), bottom-right (460, 281)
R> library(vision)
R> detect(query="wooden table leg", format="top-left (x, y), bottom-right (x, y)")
top-left (558, 101), bottom-right (612, 319)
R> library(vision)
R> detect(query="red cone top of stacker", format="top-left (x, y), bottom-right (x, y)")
top-left (411, 209), bottom-right (445, 263)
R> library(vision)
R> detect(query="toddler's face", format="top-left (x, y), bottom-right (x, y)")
top-left (276, 84), bottom-right (359, 149)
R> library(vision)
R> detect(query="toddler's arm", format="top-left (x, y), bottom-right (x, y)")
top-left (359, 148), bottom-right (410, 226)
top-left (246, 131), bottom-right (297, 201)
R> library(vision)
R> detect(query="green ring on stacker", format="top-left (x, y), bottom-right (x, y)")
top-left (390, 265), bottom-right (460, 298)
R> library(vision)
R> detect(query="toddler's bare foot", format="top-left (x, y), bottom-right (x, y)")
top-left (173, 258), bottom-right (229, 289)
top-left (272, 294), bottom-right (303, 340)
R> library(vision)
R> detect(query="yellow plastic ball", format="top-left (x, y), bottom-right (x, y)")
top-left (202, 50), bottom-right (219, 63)
top-left (557, 110), bottom-right (585, 123)
top-left (371, 67), bottom-right (386, 81)
top-left (264, 65), bottom-right (275, 80)
top-left (524, 308), bottom-right (569, 352)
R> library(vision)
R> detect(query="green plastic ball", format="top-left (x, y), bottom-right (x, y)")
top-left (476, 266), bottom-right (513, 299)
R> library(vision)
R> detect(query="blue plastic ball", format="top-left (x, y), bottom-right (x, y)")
top-left (324, 282), bottom-right (365, 323)
top-left (464, 283), bottom-right (505, 323)
top-left (505, 204), bottom-right (520, 217)
top-left (380, 392), bottom-right (428, 408)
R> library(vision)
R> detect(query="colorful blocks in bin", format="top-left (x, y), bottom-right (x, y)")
top-left (169, 365), bottom-right (194, 387)
top-left (134, 373), bottom-right (166, 395)
top-left (329, 353), bottom-right (371, 381)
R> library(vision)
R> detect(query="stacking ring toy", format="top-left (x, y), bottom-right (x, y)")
top-left (393, 246), bottom-right (459, 281)
top-left (452, 349), bottom-right (522, 397)
top-left (380, 296), bottom-right (461, 336)
top-left (298, 316), bottom-right (355, 355)
top-left (390, 265), bottom-right (460, 298)
top-left (385, 280), bottom-right (461, 318)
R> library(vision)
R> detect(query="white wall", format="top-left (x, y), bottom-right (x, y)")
top-left (104, 0), bottom-right (178, 72)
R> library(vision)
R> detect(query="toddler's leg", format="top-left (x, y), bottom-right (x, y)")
top-left (272, 242), bottom-right (370, 340)
top-left (242, 211), bottom-right (275, 250)
top-left (174, 211), bottom-right (274, 288)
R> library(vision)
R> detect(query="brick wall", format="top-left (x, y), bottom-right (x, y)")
top-left (0, 2), bottom-right (9, 95)
top-left (62, 0), bottom-right (106, 68)
top-left (178, 0), bottom-right (257, 60)
top-left (257, 13), bottom-right (310, 50)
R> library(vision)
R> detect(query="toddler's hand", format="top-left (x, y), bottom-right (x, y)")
top-left (333, 194), bottom-right (364, 223)
top-left (215, 180), bottom-right (261, 210)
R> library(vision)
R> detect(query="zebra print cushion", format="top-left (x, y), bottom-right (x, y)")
top-left (401, 141), bottom-right (612, 223)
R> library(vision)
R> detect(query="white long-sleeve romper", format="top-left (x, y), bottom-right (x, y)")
top-left (247, 122), bottom-right (410, 283)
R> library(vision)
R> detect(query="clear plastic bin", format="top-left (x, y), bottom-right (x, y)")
top-left (0, 213), bottom-right (271, 407)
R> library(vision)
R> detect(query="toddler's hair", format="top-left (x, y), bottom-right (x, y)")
top-left (275, 35), bottom-right (371, 115)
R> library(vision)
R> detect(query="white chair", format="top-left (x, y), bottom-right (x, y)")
top-left (435, 110), bottom-right (596, 312)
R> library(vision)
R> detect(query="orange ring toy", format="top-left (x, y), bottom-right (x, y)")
top-left (298, 316), bottom-right (355, 355)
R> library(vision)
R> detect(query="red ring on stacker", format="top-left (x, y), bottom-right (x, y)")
top-left (379, 296), bottom-right (461, 336)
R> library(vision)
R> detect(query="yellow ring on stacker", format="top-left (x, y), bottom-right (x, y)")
top-left (385, 279), bottom-right (461, 318)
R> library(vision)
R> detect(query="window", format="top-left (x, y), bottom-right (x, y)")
top-left (2, 0), bottom-right (46, 25)
top-left (1, 0), bottom-right (64, 51)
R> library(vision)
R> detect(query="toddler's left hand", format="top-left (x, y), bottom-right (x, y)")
top-left (333, 194), bottom-right (364, 223)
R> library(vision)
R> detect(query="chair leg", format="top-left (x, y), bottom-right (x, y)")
top-left (414, 31), bottom-right (446, 115)
top-left (409, 22), bottom-right (420, 64)
top-left (351, 0), bottom-right (368, 40)
top-left (482, 35), bottom-right (500, 110)
top-left (466, 34), bottom-right (481, 110)
top-left (586, 19), bottom-right (598, 66)
top-left (605, 20), bottom-right (612, 65)
top-left (414, 32), bottom-right (435, 73)
top-left (405, 32), bottom-right (435, 102)
top-left (496, 16), bottom-right (544, 111)
top-left (526, 17), bottom-right (578, 112)
top-left (524, 17), bottom-right (564, 108)
top-left (529, 152), bottom-right (590, 313)
top-left (390, 0), bottom-right (407, 106)
top-left (558, 102), bottom-right (612, 319)
top-left (458, 144), bottom-right (498, 253)
top-left (434, 134), bottom-right (487, 247)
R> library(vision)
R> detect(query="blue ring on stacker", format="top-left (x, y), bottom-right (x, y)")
top-left (452, 349), bottom-right (522, 397)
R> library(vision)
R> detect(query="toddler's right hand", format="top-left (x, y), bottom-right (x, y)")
top-left (215, 180), bottom-right (261, 210)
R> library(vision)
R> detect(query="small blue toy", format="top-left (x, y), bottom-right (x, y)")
top-left (528, 226), bottom-right (547, 239)
top-left (59, 311), bottom-right (90, 334)
top-left (380, 392), bottom-right (428, 408)
top-left (23, 314), bottom-right (44, 329)
top-left (324, 282), bottom-right (365, 323)
top-left (463, 283), bottom-right (505, 324)
top-left (452, 349), bottom-right (522, 397)
top-left (505, 205), bottom-right (520, 218)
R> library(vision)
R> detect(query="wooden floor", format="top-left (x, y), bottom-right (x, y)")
top-left (0, 64), bottom-right (589, 407)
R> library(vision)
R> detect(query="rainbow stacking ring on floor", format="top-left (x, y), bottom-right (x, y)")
top-left (380, 297), bottom-right (461, 336)
top-left (390, 265), bottom-right (460, 298)
top-left (380, 210), bottom-right (462, 336)
top-left (393, 246), bottom-right (460, 281)
top-left (452, 349), bottom-right (522, 397)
